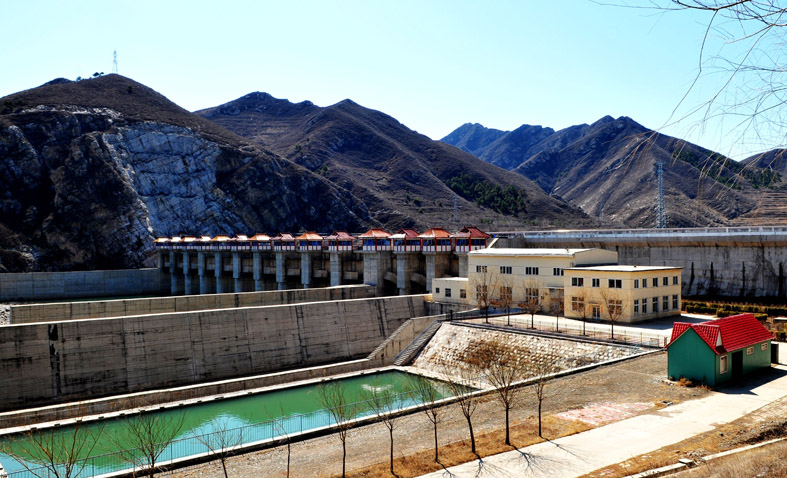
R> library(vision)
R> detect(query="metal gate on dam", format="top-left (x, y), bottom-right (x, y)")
top-left (499, 226), bottom-right (787, 298)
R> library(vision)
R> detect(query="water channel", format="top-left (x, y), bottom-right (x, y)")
top-left (0, 370), bottom-right (459, 477)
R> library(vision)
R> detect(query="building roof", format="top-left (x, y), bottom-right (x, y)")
top-left (669, 314), bottom-right (773, 355)
top-left (418, 227), bottom-right (452, 239)
top-left (249, 233), bottom-right (271, 241)
top-left (452, 226), bottom-right (491, 239)
top-left (324, 231), bottom-right (355, 241)
top-left (183, 236), bottom-right (198, 243)
top-left (200, 235), bottom-right (212, 242)
top-left (234, 234), bottom-right (249, 241)
top-left (211, 234), bottom-right (231, 242)
top-left (433, 277), bottom-right (469, 283)
top-left (469, 248), bottom-right (595, 257)
top-left (359, 228), bottom-right (391, 239)
top-left (566, 265), bottom-right (681, 272)
top-left (295, 231), bottom-right (323, 241)
top-left (271, 233), bottom-right (295, 241)
top-left (390, 228), bottom-right (420, 239)
top-left (154, 237), bottom-right (169, 243)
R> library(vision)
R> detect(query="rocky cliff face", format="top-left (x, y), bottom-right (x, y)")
top-left (0, 77), bottom-right (370, 272)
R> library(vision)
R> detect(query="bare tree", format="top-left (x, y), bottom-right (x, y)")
top-left (407, 375), bottom-right (443, 463)
top-left (518, 278), bottom-right (543, 329)
top-left (470, 267), bottom-right (499, 323)
top-left (361, 381), bottom-right (400, 476)
top-left (497, 275), bottom-right (515, 326)
top-left (549, 292), bottom-right (564, 332)
top-left (468, 340), bottom-right (527, 446)
top-left (600, 287), bottom-right (627, 339)
top-left (532, 359), bottom-right (559, 439)
top-left (113, 409), bottom-right (185, 478)
top-left (570, 288), bottom-right (590, 335)
top-left (317, 382), bottom-right (356, 478)
top-left (444, 368), bottom-right (479, 456)
top-left (193, 418), bottom-right (245, 478)
top-left (270, 408), bottom-right (293, 478)
top-left (0, 410), bottom-right (104, 478)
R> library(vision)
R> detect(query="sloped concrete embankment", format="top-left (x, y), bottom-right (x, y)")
top-left (9, 284), bottom-right (374, 323)
top-left (0, 295), bottom-right (427, 411)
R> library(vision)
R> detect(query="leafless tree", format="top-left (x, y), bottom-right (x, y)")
top-left (317, 382), bottom-right (356, 478)
top-left (270, 407), bottom-right (293, 478)
top-left (407, 375), bottom-right (443, 463)
top-left (532, 359), bottom-right (559, 439)
top-left (570, 288), bottom-right (590, 335)
top-left (600, 287), bottom-right (627, 339)
top-left (549, 292), bottom-right (564, 332)
top-left (361, 381), bottom-right (400, 476)
top-left (518, 278), bottom-right (543, 329)
top-left (497, 275), bottom-right (515, 326)
top-left (113, 409), bottom-right (185, 478)
top-left (468, 340), bottom-right (528, 446)
top-left (443, 367), bottom-right (479, 456)
top-left (470, 268), bottom-right (499, 323)
top-left (0, 409), bottom-right (104, 478)
top-left (193, 418), bottom-right (245, 478)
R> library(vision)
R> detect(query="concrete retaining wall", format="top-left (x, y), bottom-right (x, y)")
top-left (367, 315), bottom-right (437, 366)
top-left (0, 295), bottom-right (427, 411)
top-left (0, 269), bottom-right (168, 301)
top-left (10, 285), bottom-right (375, 324)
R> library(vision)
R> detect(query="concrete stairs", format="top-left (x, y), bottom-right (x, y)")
top-left (393, 319), bottom-right (443, 366)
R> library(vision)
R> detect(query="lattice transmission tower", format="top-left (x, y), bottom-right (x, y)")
top-left (657, 160), bottom-right (666, 228)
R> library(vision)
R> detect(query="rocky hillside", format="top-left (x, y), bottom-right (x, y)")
top-left (442, 116), bottom-right (770, 227)
top-left (0, 75), bottom-right (370, 272)
top-left (197, 93), bottom-right (595, 231)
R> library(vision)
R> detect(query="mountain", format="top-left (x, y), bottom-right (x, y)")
top-left (439, 123), bottom-right (508, 157)
top-left (742, 149), bottom-right (787, 174)
top-left (0, 75), bottom-right (370, 272)
top-left (443, 116), bottom-right (767, 227)
top-left (197, 93), bottom-right (594, 231)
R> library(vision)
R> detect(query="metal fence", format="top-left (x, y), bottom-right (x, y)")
top-left (2, 380), bottom-right (452, 478)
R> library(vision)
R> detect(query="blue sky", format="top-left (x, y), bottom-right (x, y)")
top-left (0, 1), bottom-right (769, 160)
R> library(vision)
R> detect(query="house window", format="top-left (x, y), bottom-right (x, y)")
top-left (642, 279), bottom-right (648, 288)
top-left (460, 289), bottom-right (467, 299)
top-left (608, 299), bottom-right (622, 316)
top-left (525, 266), bottom-right (539, 275)
top-left (663, 277), bottom-right (669, 286)
top-left (476, 265), bottom-right (487, 273)
top-left (500, 286), bottom-right (512, 301)
top-left (553, 267), bottom-right (563, 276)
top-left (476, 285), bottom-right (488, 299)
top-left (663, 296), bottom-right (669, 311)
top-left (673, 275), bottom-right (679, 285)
top-left (445, 288), bottom-right (452, 298)
top-left (500, 266), bottom-right (512, 274)
top-left (652, 297), bottom-right (659, 312)
top-left (608, 279), bottom-right (622, 289)
top-left (762, 342), bottom-right (769, 351)
top-left (642, 298), bottom-right (648, 314)
top-left (720, 355), bottom-right (728, 374)
top-left (592, 278), bottom-right (600, 288)
top-left (571, 277), bottom-right (584, 287)
top-left (571, 296), bottom-right (584, 312)
top-left (525, 288), bottom-right (539, 301)
top-left (435, 287), bottom-right (440, 294)
top-left (673, 294), bottom-right (679, 309)
top-left (634, 279), bottom-right (639, 289)
top-left (634, 299), bottom-right (639, 314)
top-left (747, 347), bottom-right (754, 355)
top-left (652, 278), bottom-right (659, 287)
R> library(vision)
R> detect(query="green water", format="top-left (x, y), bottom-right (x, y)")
top-left (0, 371), bottom-right (456, 477)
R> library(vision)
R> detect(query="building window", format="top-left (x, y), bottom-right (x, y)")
top-left (500, 266), bottom-right (512, 274)
top-left (663, 277), bottom-right (669, 286)
top-left (720, 355), bottom-right (728, 374)
top-left (642, 279), bottom-right (648, 288)
top-left (525, 266), bottom-right (539, 275)
top-left (435, 288), bottom-right (440, 294)
top-left (652, 278), bottom-right (659, 287)
top-left (608, 299), bottom-right (622, 317)
top-left (553, 267), bottom-right (563, 276)
top-left (460, 289), bottom-right (466, 299)
top-left (476, 265), bottom-right (487, 273)
top-left (571, 277), bottom-right (584, 287)
top-left (500, 286), bottom-right (513, 302)
top-left (673, 294), bottom-right (679, 309)
top-left (476, 285), bottom-right (487, 298)
top-left (642, 298), bottom-right (648, 314)
top-left (762, 342), bottom-right (769, 351)
top-left (652, 296), bottom-right (659, 312)
top-left (663, 296), bottom-right (669, 311)
top-left (608, 279), bottom-right (622, 289)
top-left (445, 288), bottom-right (451, 298)
top-left (634, 279), bottom-right (639, 289)
top-left (592, 305), bottom-right (601, 319)
top-left (525, 287), bottom-right (539, 301)
top-left (634, 299), bottom-right (639, 314)
top-left (747, 346), bottom-right (754, 355)
top-left (592, 278), bottom-right (600, 288)
top-left (673, 275), bottom-right (679, 285)
top-left (571, 296), bottom-right (584, 312)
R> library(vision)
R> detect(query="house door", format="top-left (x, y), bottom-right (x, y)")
top-left (592, 305), bottom-right (601, 319)
top-left (732, 350), bottom-right (743, 378)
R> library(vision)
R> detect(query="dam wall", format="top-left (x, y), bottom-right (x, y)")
top-left (0, 268), bottom-right (168, 301)
top-left (10, 284), bottom-right (375, 324)
top-left (506, 227), bottom-right (787, 297)
top-left (0, 294), bottom-right (427, 411)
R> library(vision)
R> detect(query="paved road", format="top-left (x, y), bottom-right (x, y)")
top-left (419, 365), bottom-right (787, 478)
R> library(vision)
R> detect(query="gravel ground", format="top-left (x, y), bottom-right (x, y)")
top-left (165, 352), bottom-right (710, 478)
top-left (0, 304), bottom-right (9, 325)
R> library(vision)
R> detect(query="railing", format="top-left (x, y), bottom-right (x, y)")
top-left (493, 225), bottom-right (787, 240)
top-left (3, 382), bottom-right (454, 478)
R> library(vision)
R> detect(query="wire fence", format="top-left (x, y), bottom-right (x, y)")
top-left (2, 380), bottom-right (455, 478)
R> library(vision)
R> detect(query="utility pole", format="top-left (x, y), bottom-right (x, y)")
top-left (657, 160), bottom-right (666, 228)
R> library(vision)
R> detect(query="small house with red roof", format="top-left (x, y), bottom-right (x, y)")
top-left (391, 229), bottom-right (421, 252)
top-left (324, 231), bottom-right (355, 252)
top-left (452, 226), bottom-right (491, 252)
top-left (295, 232), bottom-right (323, 251)
top-left (359, 228), bottom-right (392, 251)
top-left (667, 313), bottom-right (773, 386)
top-left (271, 233), bottom-right (296, 251)
top-left (419, 227), bottom-right (453, 252)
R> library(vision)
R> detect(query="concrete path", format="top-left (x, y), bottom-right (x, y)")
top-left (419, 365), bottom-right (787, 478)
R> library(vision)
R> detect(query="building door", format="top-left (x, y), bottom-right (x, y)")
top-left (732, 350), bottom-right (743, 378)
top-left (592, 305), bottom-right (601, 319)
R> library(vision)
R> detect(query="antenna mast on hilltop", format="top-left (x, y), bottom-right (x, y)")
top-left (657, 160), bottom-right (666, 228)
top-left (112, 50), bottom-right (118, 74)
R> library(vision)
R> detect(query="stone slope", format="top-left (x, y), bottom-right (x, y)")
top-left (0, 76), bottom-right (371, 272)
